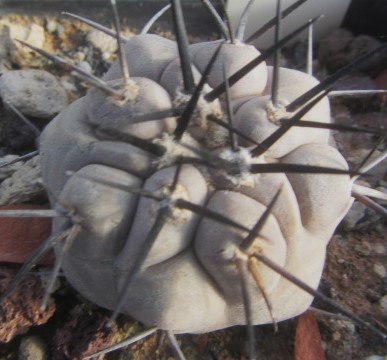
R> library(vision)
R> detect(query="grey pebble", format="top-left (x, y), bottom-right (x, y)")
top-left (0, 69), bottom-right (69, 119)
top-left (86, 29), bottom-right (117, 55)
top-left (78, 60), bottom-right (93, 74)
top-left (373, 263), bottom-right (386, 278)
top-left (0, 155), bottom-right (24, 181)
top-left (0, 155), bottom-right (45, 206)
top-left (373, 243), bottom-right (386, 256)
top-left (378, 294), bottom-right (387, 313)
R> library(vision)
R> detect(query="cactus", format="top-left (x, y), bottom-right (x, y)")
top-left (0, 0), bottom-right (386, 358)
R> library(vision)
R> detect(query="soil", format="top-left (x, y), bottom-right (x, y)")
top-left (0, 6), bottom-right (386, 360)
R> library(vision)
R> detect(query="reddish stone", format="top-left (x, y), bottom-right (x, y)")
top-left (0, 265), bottom-right (55, 343)
top-left (0, 204), bottom-right (53, 265)
top-left (295, 310), bottom-right (326, 360)
top-left (53, 306), bottom-right (118, 360)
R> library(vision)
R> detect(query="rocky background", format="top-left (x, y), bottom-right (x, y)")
top-left (0, 2), bottom-right (386, 359)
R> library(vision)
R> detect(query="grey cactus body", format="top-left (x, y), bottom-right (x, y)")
top-left (38, 28), bottom-right (354, 334)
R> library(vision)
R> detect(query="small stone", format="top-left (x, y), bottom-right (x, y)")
top-left (346, 35), bottom-right (387, 75)
top-left (18, 335), bottom-right (47, 360)
top-left (0, 69), bottom-right (69, 119)
top-left (9, 23), bottom-right (45, 49)
top-left (329, 287), bottom-right (339, 299)
top-left (332, 331), bottom-right (341, 341)
top-left (378, 295), bottom-right (387, 313)
top-left (53, 306), bottom-right (118, 359)
top-left (318, 29), bottom-right (387, 75)
top-left (0, 21), bottom-right (45, 68)
top-left (332, 320), bottom-right (356, 338)
top-left (0, 155), bottom-right (24, 181)
top-left (354, 240), bottom-right (372, 256)
top-left (86, 29), bottom-right (117, 55)
top-left (0, 266), bottom-right (55, 343)
top-left (317, 29), bottom-right (355, 72)
top-left (102, 52), bottom-right (114, 61)
top-left (0, 156), bottom-right (45, 206)
top-left (373, 264), bottom-right (386, 278)
top-left (73, 51), bottom-right (86, 62)
top-left (373, 243), bottom-right (386, 255)
top-left (45, 20), bottom-right (58, 33)
top-left (342, 201), bottom-right (366, 230)
top-left (78, 61), bottom-right (92, 74)
top-left (59, 75), bottom-right (78, 96)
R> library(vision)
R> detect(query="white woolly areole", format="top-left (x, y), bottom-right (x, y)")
top-left (107, 78), bottom-right (139, 106)
top-left (152, 133), bottom-right (199, 168)
top-left (265, 100), bottom-right (292, 125)
top-left (154, 184), bottom-right (191, 224)
top-left (218, 148), bottom-right (258, 188)
top-left (173, 87), bottom-right (226, 148)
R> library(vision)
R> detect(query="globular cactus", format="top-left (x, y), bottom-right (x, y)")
top-left (1, 0), bottom-right (386, 358)
top-left (40, 31), bottom-right (354, 335)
